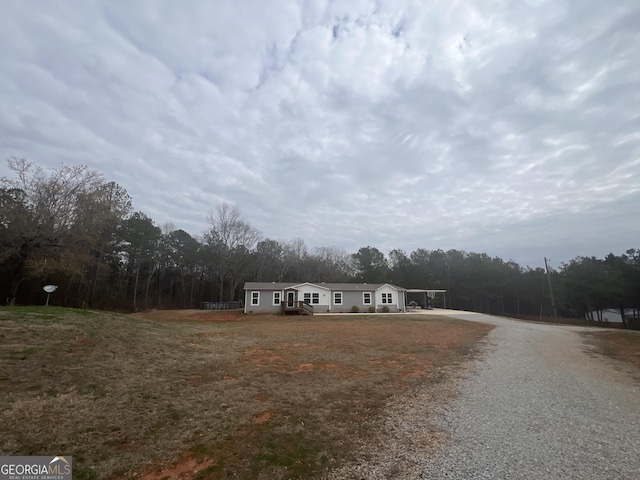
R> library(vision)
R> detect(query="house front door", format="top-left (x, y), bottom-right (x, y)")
top-left (286, 291), bottom-right (295, 307)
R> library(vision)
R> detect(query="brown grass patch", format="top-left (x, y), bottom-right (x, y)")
top-left (0, 307), bottom-right (491, 480)
top-left (132, 309), bottom-right (244, 323)
top-left (583, 330), bottom-right (640, 371)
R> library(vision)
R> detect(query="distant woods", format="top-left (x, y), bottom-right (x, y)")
top-left (1, 157), bottom-right (639, 321)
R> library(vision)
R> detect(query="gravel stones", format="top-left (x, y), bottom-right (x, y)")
top-left (424, 315), bottom-right (640, 479)
top-left (324, 312), bottom-right (640, 479)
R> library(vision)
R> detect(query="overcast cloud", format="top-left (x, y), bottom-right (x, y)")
top-left (1, 0), bottom-right (639, 268)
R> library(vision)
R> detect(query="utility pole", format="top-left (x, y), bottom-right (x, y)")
top-left (544, 257), bottom-right (558, 318)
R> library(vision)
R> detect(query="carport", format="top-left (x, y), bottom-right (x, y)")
top-left (406, 289), bottom-right (447, 309)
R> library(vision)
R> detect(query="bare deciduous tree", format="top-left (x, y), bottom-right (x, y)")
top-left (204, 203), bottom-right (261, 301)
top-left (0, 157), bottom-right (123, 304)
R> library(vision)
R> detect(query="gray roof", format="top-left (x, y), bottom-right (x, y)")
top-left (406, 289), bottom-right (447, 293)
top-left (244, 282), bottom-right (406, 291)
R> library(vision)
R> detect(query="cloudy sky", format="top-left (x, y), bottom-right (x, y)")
top-left (1, 0), bottom-right (639, 268)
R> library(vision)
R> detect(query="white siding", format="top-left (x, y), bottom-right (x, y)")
top-left (375, 285), bottom-right (398, 307)
top-left (296, 284), bottom-right (331, 309)
top-left (587, 309), bottom-right (624, 323)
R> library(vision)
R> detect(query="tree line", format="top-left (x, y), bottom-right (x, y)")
top-left (1, 158), bottom-right (638, 323)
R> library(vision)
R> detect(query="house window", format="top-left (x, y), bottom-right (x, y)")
top-left (312, 293), bottom-right (319, 304)
top-left (363, 292), bottom-right (372, 305)
top-left (304, 292), bottom-right (311, 304)
top-left (333, 292), bottom-right (343, 305)
top-left (382, 293), bottom-right (393, 304)
top-left (273, 292), bottom-right (281, 306)
top-left (251, 291), bottom-right (260, 306)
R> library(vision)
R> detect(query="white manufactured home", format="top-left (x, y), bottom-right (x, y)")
top-left (243, 282), bottom-right (407, 314)
top-left (585, 308), bottom-right (640, 323)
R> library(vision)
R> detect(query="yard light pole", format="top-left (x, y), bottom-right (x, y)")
top-left (43, 285), bottom-right (58, 306)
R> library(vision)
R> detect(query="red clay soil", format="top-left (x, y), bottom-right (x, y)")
top-left (138, 456), bottom-right (218, 480)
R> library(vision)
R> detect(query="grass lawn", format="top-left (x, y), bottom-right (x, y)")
top-left (0, 307), bottom-right (491, 479)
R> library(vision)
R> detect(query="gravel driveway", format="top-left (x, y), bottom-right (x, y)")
top-left (325, 310), bottom-right (640, 479)
top-left (423, 311), bottom-right (640, 479)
